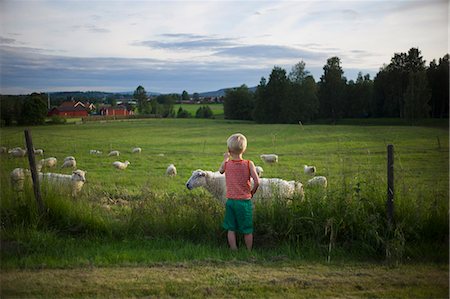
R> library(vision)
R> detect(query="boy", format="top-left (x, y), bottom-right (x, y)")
top-left (219, 133), bottom-right (260, 250)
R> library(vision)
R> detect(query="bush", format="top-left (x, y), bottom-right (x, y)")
top-left (195, 106), bottom-right (214, 119)
top-left (49, 115), bottom-right (67, 124)
top-left (177, 107), bottom-right (191, 118)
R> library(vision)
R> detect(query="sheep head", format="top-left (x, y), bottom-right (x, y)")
top-left (185, 169), bottom-right (207, 190)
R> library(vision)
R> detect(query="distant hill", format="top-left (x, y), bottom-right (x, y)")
top-left (198, 86), bottom-right (257, 97)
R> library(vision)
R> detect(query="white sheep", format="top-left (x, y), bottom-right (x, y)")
top-left (166, 164), bottom-right (177, 176)
top-left (108, 150), bottom-right (120, 157)
top-left (260, 154), bottom-right (278, 164)
top-left (10, 168), bottom-right (30, 191)
top-left (304, 165), bottom-right (316, 176)
top-left (61, 158), bottom-right (77, 169)
top-left (37, 157), bottom-right (57, 171)
top-left (255, 166), bottom-right (264, 177)
top-left (0, 146), bottom-right (8, 154)
top-left (38, 170), bottom-right (87, 197)
top-left (307, 176), bottom-right (327, 188)
top-left (8, 147), bottom-right (27, 157)
top-left (89, 150), bottom-right (102, 155)
top-left (33, 149), bottom-right (44, 156)
top-left (185, 169), bottom-right (303, 203)
top-left (132, 147), bottom-right (142, 154)
top-left (112, 160), bottom-right (130, 170)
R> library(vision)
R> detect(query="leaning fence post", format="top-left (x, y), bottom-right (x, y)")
top-left (24, 129), bottom-right (45, 214)
top-left (387, 144), bottom-right (394, 227)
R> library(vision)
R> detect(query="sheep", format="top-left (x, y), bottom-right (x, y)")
top-left (89, 150), bottom-right (102, 155)
top-left (307, 176), bottom-right (327, 188)
top-left (108, 150), bottom-right (120, 157)
top-left (255, 166), bottom-right (264, 177)
top-left (8, 147), bottom-right (27, 158)
top-left (0, 146), bottom-right (7, 154)
top-left (112, 160), bottom-right (130, 170)
top-left (33, 149), bottom-right (44, 156)
top-left (260, 154), bottom-right (278, 164)
top-left (304, 165), bottom-right (316, 176)
top-left (37, 157), bottom-right (57, 171)
top-left (61, 158), bottom-right (76, 169)
top-left (166, 164), bottom-right (177, 176)
top-left (38, 170), bottom-right (87, 197)
top-left (10, 168), bottom-right (30, 191)
top-left (185, 169), bottom-right (303, 204)
top-left (131, 147), bottom-right (142, 154)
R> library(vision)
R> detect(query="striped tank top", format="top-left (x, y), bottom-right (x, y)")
top-left (224, 159), bottom-right (251, 199)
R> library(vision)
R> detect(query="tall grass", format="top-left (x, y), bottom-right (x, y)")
top-left (0, 119), bottom-right (448, 264)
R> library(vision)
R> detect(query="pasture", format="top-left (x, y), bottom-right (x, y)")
top-left (0, 118), bottom-right (448, 296)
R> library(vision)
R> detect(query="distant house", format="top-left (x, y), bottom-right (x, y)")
top-left (47, 101), bottom-right (97, 117)
top-left (98, 105), bottom-right (133, 116)
top-left (47, 101), bottom-right (91, 117)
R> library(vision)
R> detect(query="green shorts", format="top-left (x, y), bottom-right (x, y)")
top-left (222, 199), bottom-right (253, 234)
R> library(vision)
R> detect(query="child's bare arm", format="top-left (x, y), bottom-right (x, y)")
top-left (249, 161), bottom-right (260, 197)
top-left (219, 152), bottom-right (230, 174)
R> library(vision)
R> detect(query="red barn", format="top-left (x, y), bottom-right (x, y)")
top-left (47, 101), bottom-right (94, 117)
top-left (99, 105), bottom-right (132, 116)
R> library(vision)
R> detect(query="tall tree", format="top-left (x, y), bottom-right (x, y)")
top-left (20, 93), bottom-right (48, 125)
top-left (133, 85), bottom-right (148, 113)
top-left (403, 71), bottom-right (431, 121)
top-left (223, 85), bottom-right (254, 120)
top-left (427, 55), bottom-right (449, 118)
top-left (253, 77), bottom-right (267, 123)
top-left (289, 61), bottom-right (309, 83)
top-left (181, 90), bottom-right (190, 101)
top-left (264, 67), bottom-right (290, 123)
top-left (318, 57), bottom-right (347, 121)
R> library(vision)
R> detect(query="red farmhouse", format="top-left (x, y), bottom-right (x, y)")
top-left (99, 105), bottom-right (132, 116)
top-left (48, 101), bottom-right (94, 117)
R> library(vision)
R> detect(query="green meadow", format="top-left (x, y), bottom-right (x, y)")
top-left (1, 118), bottom-right (448, 297)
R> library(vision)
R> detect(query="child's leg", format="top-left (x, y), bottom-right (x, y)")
top-left (244, 233), bottom-right (253, 251)
top-left (227, 231), bottom-right (237, 250)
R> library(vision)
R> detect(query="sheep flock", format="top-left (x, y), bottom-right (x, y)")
top-left (5, 145), bottom-right (327, 202)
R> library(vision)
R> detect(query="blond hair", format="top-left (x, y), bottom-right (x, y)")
top-left (227, 133), bottom-right (247, 154)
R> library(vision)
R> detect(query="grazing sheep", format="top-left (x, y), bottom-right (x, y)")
top-left (38, 170), bottom-right (87, 197)
top-left (33, 149), bottom-right (44, 156)
top-left (10, 168), bottom-right (31, 191)
top-left (260, 154), bottom-right (278, 164)
top-left (89, 150), bottom-right (102, 155)
top-left (166, 164), bottom-right (177, 176)
top-left (37, 157), bottom-right (57, 171)
top-left (304, 165), bottom-right (316, 176)
top-left (8, 147), bottom-right (27, 158)
top-left (108, 150), bottom-right (120, 157)
top-left (61, 158), bottom-right (77, 169)
top-left (112, 160), bottom-right (130, 170)
top-left (307, 176), bottom-right (327, 188)
top-left (255, 166), bottom-right (264, 177)
top-left (185, 169), bottom-right (303, 203)
top-left (131, 147), bottom-right (142, 154)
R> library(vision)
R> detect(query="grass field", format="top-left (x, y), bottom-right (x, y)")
top-left (0, 118), bottom-right (448, 297)
top-left (174, 103), bottom-right (224, 118)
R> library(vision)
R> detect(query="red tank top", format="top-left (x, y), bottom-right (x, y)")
top-left (224, 159), bottom-right (251, 199)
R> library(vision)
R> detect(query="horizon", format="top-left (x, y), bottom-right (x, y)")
top-left (1, 0), bottom-right (448, 95)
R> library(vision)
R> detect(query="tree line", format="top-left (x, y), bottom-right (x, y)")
top-left (224, 48), bottom-right (449, 123)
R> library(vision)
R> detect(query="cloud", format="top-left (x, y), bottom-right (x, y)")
top-left (0, 36), bottom-right (16, 44)
top-left (134, 33), bottom-right (237, 50)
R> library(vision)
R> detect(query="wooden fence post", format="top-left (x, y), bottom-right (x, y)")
top-left (24, 129), bottom-right (45, 214)
top-left (387, 144), bottom-right (394, 227)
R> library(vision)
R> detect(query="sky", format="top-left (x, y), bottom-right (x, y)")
top-left (0, 0), bottom-right (448, 95)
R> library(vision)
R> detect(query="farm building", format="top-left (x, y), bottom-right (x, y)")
top-left (47, 101), bottom-right (95, 117)
top-left (98, 105), bottom-right (133, 116)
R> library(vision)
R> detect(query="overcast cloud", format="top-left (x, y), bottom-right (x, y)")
top-left (0, 0), bottom-right (448, 94)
